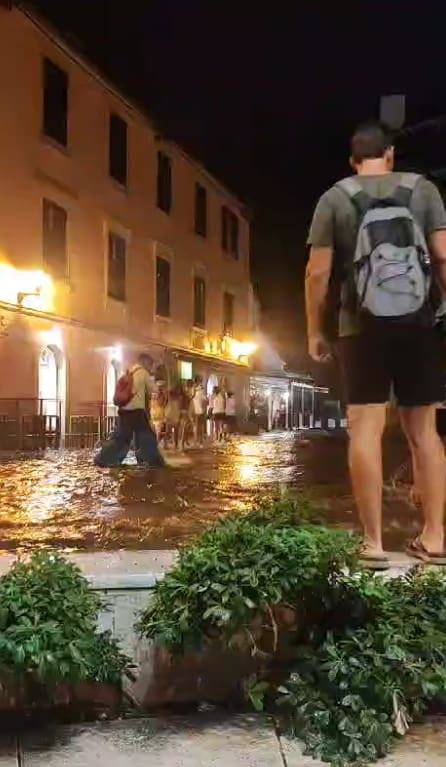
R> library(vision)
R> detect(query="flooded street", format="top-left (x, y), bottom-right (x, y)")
top-left (0, 432), bottom-right (419, 553)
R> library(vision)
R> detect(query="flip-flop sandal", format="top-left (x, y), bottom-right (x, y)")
top-left (406, 537), bottom-right (446, 565)
top-left (358, 551), bottom-right (390, 571)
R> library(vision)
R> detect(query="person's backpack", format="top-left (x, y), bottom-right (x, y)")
top-left (337, 173), bottom-right (431, 322)
top-left (113, 370), bottom-right (135, 407)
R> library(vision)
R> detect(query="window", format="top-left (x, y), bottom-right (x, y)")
top-left (221, 206), bottom-right (239, 259)
top-left (156, 256), bottom-right (171, 317)
top-left (195, 183), bottom-right (207, 236)
top-left (179, 361), bottom-right (193, 380)
top-left (109, 113), bottom-right (128, 186)
top-left (43, 58), bottom-right (68, 147)
top-left (223, 291), bottom-right (234, 335)
top-left (108, 232), bottom-right (126, 302)
top-left (194, 276), bottom-right (206, 328)
top-left (157, 151), bottom-right (172, 213)
top-left (230, 212), bottom-right (239, 259)
top-left (42, 199), bottom-right (67, 279)
top-left (221, 206), bottom-right (230, 251)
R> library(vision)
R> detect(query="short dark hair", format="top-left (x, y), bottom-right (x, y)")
top-left (138, 352), bottom-right (153, 368)
top-left (350, 121), bottom-right (394, 164)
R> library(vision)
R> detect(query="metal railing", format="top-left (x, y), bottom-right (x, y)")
top-left (0, 399), bottom-right (61, 450)
top-left (0, 399), bottom-right (119, 451)
top-left (65, 414), bottom-right (118, 448)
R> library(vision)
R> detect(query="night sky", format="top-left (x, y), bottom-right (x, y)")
top-left (30, 0), bottom-right (446, 378)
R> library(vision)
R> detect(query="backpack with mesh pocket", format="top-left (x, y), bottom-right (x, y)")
top-left (337, 173), bottom-right (432, 322)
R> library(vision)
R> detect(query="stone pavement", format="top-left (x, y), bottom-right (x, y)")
top-left (0, 715), bottom-right (443, 766)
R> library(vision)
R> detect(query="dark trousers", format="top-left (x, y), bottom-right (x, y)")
top-left (94, 409), bottom-right (165, 467)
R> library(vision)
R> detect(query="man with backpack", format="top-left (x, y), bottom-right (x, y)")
top-left (306, 120), bottom-right (446, 567)
top-left (94, 353), bottom-right (165, 468)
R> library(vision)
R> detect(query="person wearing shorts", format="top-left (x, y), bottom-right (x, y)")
top-left (225, 392), bottom-right (237, 436)
top-left (306, 120), bottom-right (446, 567)
top-left (192, 381), bottom-right (207, 447)
top-left (212, 387), bottom-right (226, 441)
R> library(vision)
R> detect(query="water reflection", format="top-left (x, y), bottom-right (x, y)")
top-left (0, 433), bottom-right (417, 552)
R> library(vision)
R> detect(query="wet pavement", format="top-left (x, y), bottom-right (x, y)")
top-left (0, 432), bottom-right (420, 553)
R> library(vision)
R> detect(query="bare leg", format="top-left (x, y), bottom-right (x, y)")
top-left (400, 406), bottom-right (445, 553)
top-left (348, 404), bottom-right (387, 554)
top-left (408, 443), bottom-right (422, 507)
top-left (196, 416), bottom-right (204, 446)
top-left (180, 420), bottom-right (185, 450)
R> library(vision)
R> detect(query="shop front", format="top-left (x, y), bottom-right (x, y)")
top-left (249, 372), bottom-right (329, 433)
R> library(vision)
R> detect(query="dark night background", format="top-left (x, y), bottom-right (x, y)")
top-left (29, 0), bottom-right (446, 385)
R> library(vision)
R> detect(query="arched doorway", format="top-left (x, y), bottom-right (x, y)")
top-left (38, 347), bottom-right (58, 416)
top-left (105, 360), bottom-right (119, 417)
top-left (38, 346), bottom-right (66, 434)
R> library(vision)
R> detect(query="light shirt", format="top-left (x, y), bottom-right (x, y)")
top-left (213, 393), bottom-right (226, 415)
top-left (165, 398), bottom-right (181, 424)
top-left (308, 173), bottom-right (446, 336)
top-left (226, 396), bottom-right (236, 416)
top-left (193, 387), bottom-right (207, 415)
top-left (121, 365), bottom-right (153, 411)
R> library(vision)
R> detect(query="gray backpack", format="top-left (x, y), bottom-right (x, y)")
top-left (338, 174), bottom-right (431, 321)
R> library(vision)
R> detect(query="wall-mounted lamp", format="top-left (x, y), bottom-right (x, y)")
top-left (17, 286), bottom-right (41, 307)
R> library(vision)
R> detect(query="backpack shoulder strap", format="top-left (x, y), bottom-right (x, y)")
top-left (336, 177), bottom-right (372, 217)
top-left (393, 173), bottom-right (422, 207)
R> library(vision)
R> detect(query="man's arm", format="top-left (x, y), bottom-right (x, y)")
top-left (143, 370), bottom-right (154, 409)
top-left (305, 245), bottom-right (333, 362)
top-left (429, 230), bottom-right (446, 296)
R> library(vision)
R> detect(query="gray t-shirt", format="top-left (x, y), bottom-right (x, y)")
top-left (308, 173), bottom-right (446, 336)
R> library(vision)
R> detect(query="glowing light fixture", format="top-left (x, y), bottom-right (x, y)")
top-left (110, 344), bottom-right (123, 364)
top-left (224, 336), bottom-right (257, 362)
top-left (0, 264), bottom-right (54, 311)
top-left (179, 360), bottom-right (193, 380)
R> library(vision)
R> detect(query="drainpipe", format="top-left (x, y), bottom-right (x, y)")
top-left (286, 384), bottom-right (291, 430)
top-left (290, 383), bottom-right (295, 430)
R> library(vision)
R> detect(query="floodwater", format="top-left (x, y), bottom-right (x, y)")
top-left (0, 432), bottom-right (419, 553)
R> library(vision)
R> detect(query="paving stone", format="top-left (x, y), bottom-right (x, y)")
top-left (21, 715), bottom-right (282, 767)
top-left (381, 718), bottom-right (446, 766)
top-left (0, 733), bottom-right (17, 765)
top-left (280, 717), bottom-right (446, 766)
top-left (279, 737), bottom-right (324, 767)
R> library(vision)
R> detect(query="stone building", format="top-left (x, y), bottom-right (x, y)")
top-left (0, 3), bottom-right (255, 445)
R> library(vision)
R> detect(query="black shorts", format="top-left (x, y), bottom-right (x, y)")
top-left (337, 325), bottom-right (445, 407)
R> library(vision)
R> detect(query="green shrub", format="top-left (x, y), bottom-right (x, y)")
top-left (277, 567), bottom-right (446, 766)
top-left (0, 552), bottom-right (131, 686)
top-left (138, 495), bottom-right (358, 651)
top-left (139, 494), bottom-right (446, 766)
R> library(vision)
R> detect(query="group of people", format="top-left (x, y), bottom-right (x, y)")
top-left (94, 354), bottom-right (237, 468)
top-left (150, 379), bottom-right (237, 449)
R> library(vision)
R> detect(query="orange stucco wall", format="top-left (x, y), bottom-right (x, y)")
top-left (0, 6), bottom-right (252, 419)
